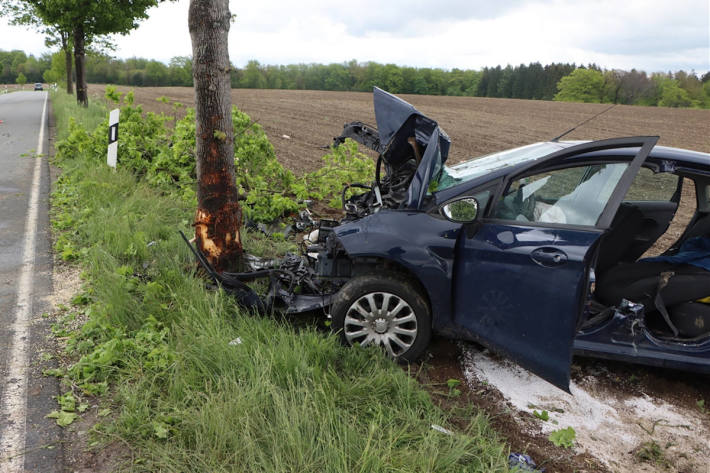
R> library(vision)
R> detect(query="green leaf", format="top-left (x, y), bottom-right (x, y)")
top-left (57, 392), bottom-right (76, 412)
top-left (548, 427), bottom-right (576, 448)
top-left (533, 410), bottom-right (549, 421)
top-left (153, 422), bottom-right (169, 439)
top-left (46, 410), bottom-right (78, 427)
top-left (446, 379), bottom-right (461, 389)
top-left (43, 368), bottom-right (65, 377)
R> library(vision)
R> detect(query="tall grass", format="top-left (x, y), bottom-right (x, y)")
top-left (50, 90), bottom-right (107, 140)
top-left (49, 98), bottom-right (511, 472)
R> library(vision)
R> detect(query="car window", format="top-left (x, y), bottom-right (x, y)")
top-left (491, 163), bottom-right (629, 226)
top-left (470, 189), bottom-right (493, 216)
top-left (624, 167), bottom-right (679, 201)
top-left (435, 142), bottom-right (566, 192)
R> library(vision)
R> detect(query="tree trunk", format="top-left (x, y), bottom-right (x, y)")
top-left (61, 32), bottom-right (73, 95)
top-left (189, 0), bottom-right (242, 272)
top-left (73, 25), bottom-right (87, 106)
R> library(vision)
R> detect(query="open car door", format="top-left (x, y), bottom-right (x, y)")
top-left (452, 137), bottom-right (658, 390)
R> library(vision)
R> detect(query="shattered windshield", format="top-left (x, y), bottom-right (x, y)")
top-left (433, 142), bottom-right (568, 192)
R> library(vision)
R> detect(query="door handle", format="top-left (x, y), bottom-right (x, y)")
top-left (530, 247), bottom-right (568, 267)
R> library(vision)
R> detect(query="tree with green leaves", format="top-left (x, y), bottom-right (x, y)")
top-left (42, 50), bottom-right (65, 84)
top-left (658, 79), bottom-right (694, 108)
top-left (554, 68), bottom-right (605, 103)
top-left (15, 71), bottom-right (27, 86)
top-left (3, 0), bottom-right (166, 106)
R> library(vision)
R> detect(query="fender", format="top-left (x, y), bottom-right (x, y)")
top-left (334, 210), bottom-right (461, 330)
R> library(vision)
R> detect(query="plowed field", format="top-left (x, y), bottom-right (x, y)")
top-left (90, 86), bottom-right (710, 174)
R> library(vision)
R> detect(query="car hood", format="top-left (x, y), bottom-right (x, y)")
top-left (372, 87), bottom-right (451, 209)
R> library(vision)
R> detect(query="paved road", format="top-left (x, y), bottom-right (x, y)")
top-left (0, 91), bottom-right (62, 472)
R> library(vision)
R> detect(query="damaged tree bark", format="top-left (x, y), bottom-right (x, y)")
top-left (188, 0), bottom-right (242, 272)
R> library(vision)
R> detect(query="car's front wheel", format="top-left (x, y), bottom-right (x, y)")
top-left (331, 274), bottom-right (431, 362)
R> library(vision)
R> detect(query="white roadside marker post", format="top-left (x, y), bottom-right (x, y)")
top-left (107, 108), bottom-right (119, 168)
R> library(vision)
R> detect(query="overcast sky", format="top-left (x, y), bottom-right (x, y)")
top-left (1, 0), bottom-right (709, 73)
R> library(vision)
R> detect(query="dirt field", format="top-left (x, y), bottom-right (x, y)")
top-left (84, 86), bottom-right (710, 473)
top-left (89, 85), bottom-right (710, 174)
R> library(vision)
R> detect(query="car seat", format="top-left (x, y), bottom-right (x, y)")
top-left (595, 204), bottom-right (645, 276)
top-left (596, 261), bottom-right (710, 338)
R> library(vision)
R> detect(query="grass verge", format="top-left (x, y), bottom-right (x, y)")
top-left (51, 90), bottom-right (108, 140)
top-left (48, 90), bottom-right (510, 472)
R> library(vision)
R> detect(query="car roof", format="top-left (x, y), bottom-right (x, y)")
top-left (557, 140), bottom-right (710, 167)
top-left (434, 139), bottom-right (710, 205)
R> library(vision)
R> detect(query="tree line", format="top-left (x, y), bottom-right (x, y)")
top-left (3, 48), bottom-right (709, 108)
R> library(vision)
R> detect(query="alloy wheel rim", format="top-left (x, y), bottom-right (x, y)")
top-left (343, 291), bottom-right (417, 357)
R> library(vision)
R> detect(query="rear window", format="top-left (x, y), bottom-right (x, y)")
top-left (625, 168), bottom-right (679, 201)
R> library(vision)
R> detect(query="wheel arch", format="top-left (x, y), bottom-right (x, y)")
top-left (350, 256), bottom-right (432, 316)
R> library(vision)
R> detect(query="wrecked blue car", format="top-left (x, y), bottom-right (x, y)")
top-left (186, 88), bottom-right (710, 390)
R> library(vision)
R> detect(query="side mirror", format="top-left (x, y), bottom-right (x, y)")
top-left (440, 197), bottom-right (479, 223)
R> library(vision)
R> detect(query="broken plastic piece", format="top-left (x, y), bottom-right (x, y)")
top-left (430, 424), bottom-right (453, 435)
top-left (508, 453), bottom-right (544, 472)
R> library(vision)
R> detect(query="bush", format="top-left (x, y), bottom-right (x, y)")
top-left (55, 86), bottom-right (373, 222)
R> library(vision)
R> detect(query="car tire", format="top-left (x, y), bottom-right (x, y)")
top-left (331, 273), bottom-right (431, 362)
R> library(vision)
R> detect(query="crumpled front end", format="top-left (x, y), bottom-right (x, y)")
top-left (334, 87), bottom-right (451, 217)
top-left (183, 87), bottom-right (453, 315)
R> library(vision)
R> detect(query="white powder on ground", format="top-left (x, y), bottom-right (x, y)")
top-left (461, 346), bottom-right (710, 472)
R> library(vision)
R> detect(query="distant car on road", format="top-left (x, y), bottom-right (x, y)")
top-left (33, 83), bottom-right (43, 91)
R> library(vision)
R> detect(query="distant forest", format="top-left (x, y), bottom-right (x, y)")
top-left (2, 49), bottom-right (709, 108)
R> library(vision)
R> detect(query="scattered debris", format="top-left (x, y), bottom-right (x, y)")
top-left (508, 453), bottom-right (544, 472)
top-left (430, 424), bottom-right (453, 435)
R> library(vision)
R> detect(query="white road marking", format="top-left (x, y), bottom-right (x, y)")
top-left (0, 92), bottom-right (48, 472)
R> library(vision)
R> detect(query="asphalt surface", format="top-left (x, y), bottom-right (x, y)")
top-left (0, 91), bottom-right (62, 472)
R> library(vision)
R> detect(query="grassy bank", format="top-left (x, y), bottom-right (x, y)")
top-left (51, 90), bottom-right (108, 140)
top-left (48, 90), bottom-right (510, 472)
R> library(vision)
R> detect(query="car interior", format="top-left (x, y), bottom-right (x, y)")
top-left (490, 157), bottom-right (710, 343)
top-left (593, 168), bottom-right (710, 342)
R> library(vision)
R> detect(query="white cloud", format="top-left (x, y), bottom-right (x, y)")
top-left (1, 0), bottom-right (708, 73)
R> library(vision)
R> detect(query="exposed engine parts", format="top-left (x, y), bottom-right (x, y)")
top-left (180, 87), bottom-right (449, 316)
top-left (335, 121), bottom-right (424, 220)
